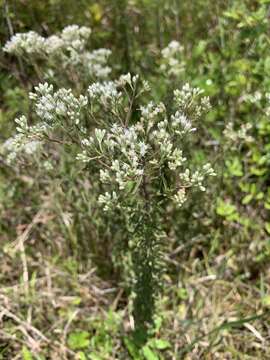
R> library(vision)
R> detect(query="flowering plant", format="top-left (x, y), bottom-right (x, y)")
top-left (4, 25), bottom-right (112, 87)
top-left (160, 40), bottom-right (185, 77)
top-left (3, 71), bottom-right (215, 339)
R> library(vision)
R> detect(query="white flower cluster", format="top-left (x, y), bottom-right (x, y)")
top-left (2, 82), bottom-right (89, 163)
top-left (117, 73), bottom-right (139, 87)
top-left (8, 139), bottom-right (39, 163)
top-left (173, 188), bottom-right (186, 207)
top-left (171, 111), bottom-right (196, 135)
top-left (140, 101), bottom-right (165, 119)
top-left (1, 111), bottom-right (51, 163)
top-left (168, 149), bottom-right (186, 170)
top-left (30, 82), bottom-right (88, 125)
top-left (88, 81), bottom-right (120, 103)
top-left (179, 163), bottom-right (216, 192)
top-left (241, 91), bottom-right (262, 104)
top-left (242, 91), bottom-right (270, 117)
top-left (3, 25), bottom-right (90, 56)
top-left (84, 49), bottom-right (112, 78)
top-left (173, 163), bottom-right (216, 208)
top-left (174, 83), bottom-right (211, 119)
top-left (3, 31), bottom-right (46, 55)
top-left (4, 75), bottom-right (215, 211)
top-left (118, 73), bottom-right (133, 86)
top-left (14, 114), bottom-right (49, 138)
top-left (160, 40), bottom-right (185, 76)
top-left (223, 121), bottom-right (253, 144)
top-left (78, 123), bottom-right (147, 193)
top-left (87, 74), bottom-right (140, 107)
top-left (98, 191), bottom-right (119, 212)
top-left (75, 79), bottom-right (216, 210)
top-left (3, 25), bottom-right (111, 79)
top-left (2, 132), bottom-right (41, 164)
top-left (60, 24), bottom-right (91, 48)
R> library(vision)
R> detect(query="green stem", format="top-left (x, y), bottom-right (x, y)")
top-left (129, 204), bottom-right (163, 345)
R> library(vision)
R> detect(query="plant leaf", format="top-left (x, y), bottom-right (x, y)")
top-left (142, 346), bottom-right (159, 360)
top-left (68, 331), bottom-right (90, 350)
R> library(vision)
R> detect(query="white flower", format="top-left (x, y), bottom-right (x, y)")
top-left (84, 49), bottom-right (112, 78)
top-left (98, 191), bottom-right (118, 212)
top-left (3, 26), bottom-right (112, 79)
top-left (61, 25), bottom-right (91, 42)
top-left (140, 102), bottom-right (165, 119)
top-left (76, 150), bottom-right (91, 163)
top-left (160, 40), bottom-right (184, 76)
top-left (118, 73), bottom-right (132, 86)
top-left (3, 31), bottom-right (46, 55)
top-left (161, 40), bottom-right (183, 59)
top-left (224, 121), bottom-right (253, 144)
top-left (173, 188), bottom-right (186, 207)
top-left (43, 160), bottom-right (53, 171)
top-left (81, 137), bottom-right (94, 147)
top-left (202, 163), bottom-right (216, 176)
top-left (171, 111), bottom-right (196, 134)
top-left (168, 148), bottom-right (186, 170)
top-left (24, 140), bottom-right (41, 155)
top-left (45, 35), bottom-right (64, 54)
top-left (14, 115), bottom-right (28, 133)
top-left (138, 141), bottom-right (148, 156)
top-left (95, 129), bottom-right (106, 144)
top-left (100, 169), bottom-right (110, 183)
top-left (174, 83), bottom-right (210, 118)
top-left (88, 81), bottom-right (120, 102)
top-left (30, 85), bottom-right (87, 125)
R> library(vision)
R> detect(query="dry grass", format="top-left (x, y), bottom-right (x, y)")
top-left (1, 215), bottom-right (269, 359)
top-left (161, 266), bottom-right (270, 359)
top-left (0, 188), bottom-right (269, 359)
top-left (0, 257), bottom-right (117, 359)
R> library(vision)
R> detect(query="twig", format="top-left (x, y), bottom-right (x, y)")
top-left (111, 288), bottom-right (124, 311)
top-left (62, 309), bottom-right (80, 345)
top-left (1, 306), bottom-right (76, 356)
top-left (3, 0), bottom-right (14, 36)
top-left (18, 232), bottom-right (29, 297)
top-left (9, 209), bottom-right (46, 252)
top-left (1, 307), bottom-right (49, 342)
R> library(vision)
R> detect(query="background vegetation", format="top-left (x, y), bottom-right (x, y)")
top-left (0, 0), bottom-right (270, 359)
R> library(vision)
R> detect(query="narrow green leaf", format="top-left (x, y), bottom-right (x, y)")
top-left (148, 338), bottom-right (170, 350)
top-left (242, 194), bottom-right (253, 205)
top-left (142, 346), bottom-right (159, 360)
top-left (265, 222), bottom-right (270, 234)
top-left (123, 337), bottom-right (141, 359)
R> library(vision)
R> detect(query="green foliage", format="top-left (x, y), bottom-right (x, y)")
top-left (22, 347), bottom-right (33, 360)
top-left (216, 198), bottom-right (239, 222)
top-left (68, 331), bottom-right (90, 350)
top-left (124, 336), bottom-right (170, 360)
top-left (141, 346), bottom-right (158, 360)
top-left (1, 0), bottom-right (270, 358)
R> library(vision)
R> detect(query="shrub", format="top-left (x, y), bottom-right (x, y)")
top-left (3, 33), bottom-right (215, 338)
